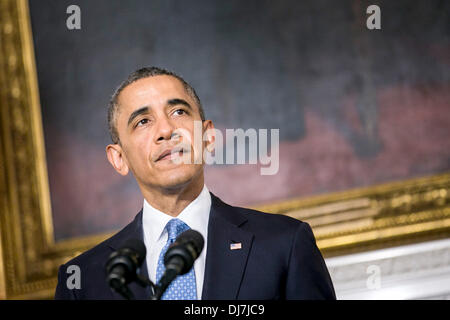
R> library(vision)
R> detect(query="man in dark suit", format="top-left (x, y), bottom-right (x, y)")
top-left (55, 67), bottom-right (335, 300)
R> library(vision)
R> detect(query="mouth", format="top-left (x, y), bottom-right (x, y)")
top-left (155, 147), bottom-right (189, 162)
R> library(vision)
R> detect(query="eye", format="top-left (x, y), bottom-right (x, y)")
top-left (136, 118), bottom-right (150, 127)
top-left (173, 109), bottom-right (187, 116)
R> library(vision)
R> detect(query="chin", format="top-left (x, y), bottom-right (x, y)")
top-left (156, 165), bottom-right (202, 190)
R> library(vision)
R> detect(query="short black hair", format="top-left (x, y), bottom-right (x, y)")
top-left (108, 66), bottom-right (205, 144)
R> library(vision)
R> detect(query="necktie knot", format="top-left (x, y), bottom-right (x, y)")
top-left (166, 218), bottom-right (190, 243)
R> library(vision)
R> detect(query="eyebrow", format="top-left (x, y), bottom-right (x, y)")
top-left (127, 106), bottom-right (150, 127)
top-left (167, 98), bottom-right (193, 110)
top-left (127, 99), bottom-right (193, 128)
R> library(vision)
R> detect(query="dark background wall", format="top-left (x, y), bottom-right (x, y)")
top-left (29, 0), bottom-right (450, 240)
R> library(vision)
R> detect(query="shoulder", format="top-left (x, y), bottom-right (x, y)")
top-left (55, 212), bottom-right (143, 299)
top-left (240, 205), bottom-right (304, 232)
top-left (60, 210), bottom-right (142, 270)
top-left (211, 192), bottom-right (307, 236)
top-left (215, 194), bottom-right (310, 246)
top-left (238, 206), bottom-right (315, 245)
top-left (61, 236), bottom-right (112, 272)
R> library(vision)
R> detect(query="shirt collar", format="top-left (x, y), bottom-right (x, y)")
top-left (142, 185), bottom-right (211, 244)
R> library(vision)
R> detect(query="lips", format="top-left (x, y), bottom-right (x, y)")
top-left (155, 147), bottom-right (188, 162)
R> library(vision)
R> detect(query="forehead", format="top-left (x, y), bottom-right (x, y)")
top-left (117, 75), bottom-right (191, 114)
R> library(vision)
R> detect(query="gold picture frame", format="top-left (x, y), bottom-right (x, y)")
top-left (0, 0), bottom-right (449, 299)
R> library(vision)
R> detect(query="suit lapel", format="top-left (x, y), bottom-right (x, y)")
top-left (201, 193), bottom-right (254, 300)
top-left (107, 210), bottom-right (152, 300)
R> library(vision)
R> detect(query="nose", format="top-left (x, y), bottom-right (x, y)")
top-left (154, 115), bottom-right (176, 143)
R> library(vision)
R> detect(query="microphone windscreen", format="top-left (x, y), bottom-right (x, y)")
top-left (176, 229), bottom-right (204, 257)
top-left (120, 238), bottom-right (147, 265)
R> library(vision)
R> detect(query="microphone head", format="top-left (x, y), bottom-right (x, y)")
top-left (176, 229), bottom-right (204, 257)
top-left (164, 229), bottom-right (204, 275)
top-left (105, 238), bottom-right (146, 290)
top-left (121, 238), bottom-right (147, 265)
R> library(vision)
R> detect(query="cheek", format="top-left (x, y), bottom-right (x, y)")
top-left (180, 120), bottom-right (201, 144)
top-left (172, 123), bottom-right (192, 145)
top-left (125, 135), bottom-right (154, 170)
top-left (181, 128), bottom-right (203, 163)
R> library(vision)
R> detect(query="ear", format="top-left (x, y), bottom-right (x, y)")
top-left (202, 120), bottom-right (215, 153)
top-left (106, 144), bottom-right (129, 176)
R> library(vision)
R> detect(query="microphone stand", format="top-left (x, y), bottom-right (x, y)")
top-left (136, 274), bottom-right (157, 296)
top-left (116, 284), bottom-right (135, 300)
top-left (115, 273), bottom-right (174, 300)
top-left (113, 274), bottom-right (157, 300)
top-left (149, 269), bottom-right (178, 300)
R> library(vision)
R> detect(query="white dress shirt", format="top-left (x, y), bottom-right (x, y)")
top-left (142, 185), bottom-right (211, 300)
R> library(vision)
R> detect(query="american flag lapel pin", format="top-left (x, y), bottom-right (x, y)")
top-left (230, 242), bottom-right (242, 250)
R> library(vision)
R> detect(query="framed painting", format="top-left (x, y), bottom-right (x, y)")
top-left (0, 0), bottom-right (449, 299)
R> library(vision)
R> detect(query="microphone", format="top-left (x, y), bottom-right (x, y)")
top-left (152, 229), bottom-right (204, 300)
top-left (105, 238), bottom-right (146, 299)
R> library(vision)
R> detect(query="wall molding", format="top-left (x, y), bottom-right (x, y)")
top-left (326, 238), bottom-right (450, 299)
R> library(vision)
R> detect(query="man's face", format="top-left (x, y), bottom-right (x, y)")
top-left (107, 75), bottom-right (213, 191)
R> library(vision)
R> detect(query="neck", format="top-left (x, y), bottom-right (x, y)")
top-left (140, 173), bottom-right (205, 217)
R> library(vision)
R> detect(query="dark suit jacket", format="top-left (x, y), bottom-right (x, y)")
top-left (55, 193), bottom-right (336, 299)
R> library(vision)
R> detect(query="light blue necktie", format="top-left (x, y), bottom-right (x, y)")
top-left (156, 218), bottom-right (198, 300)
